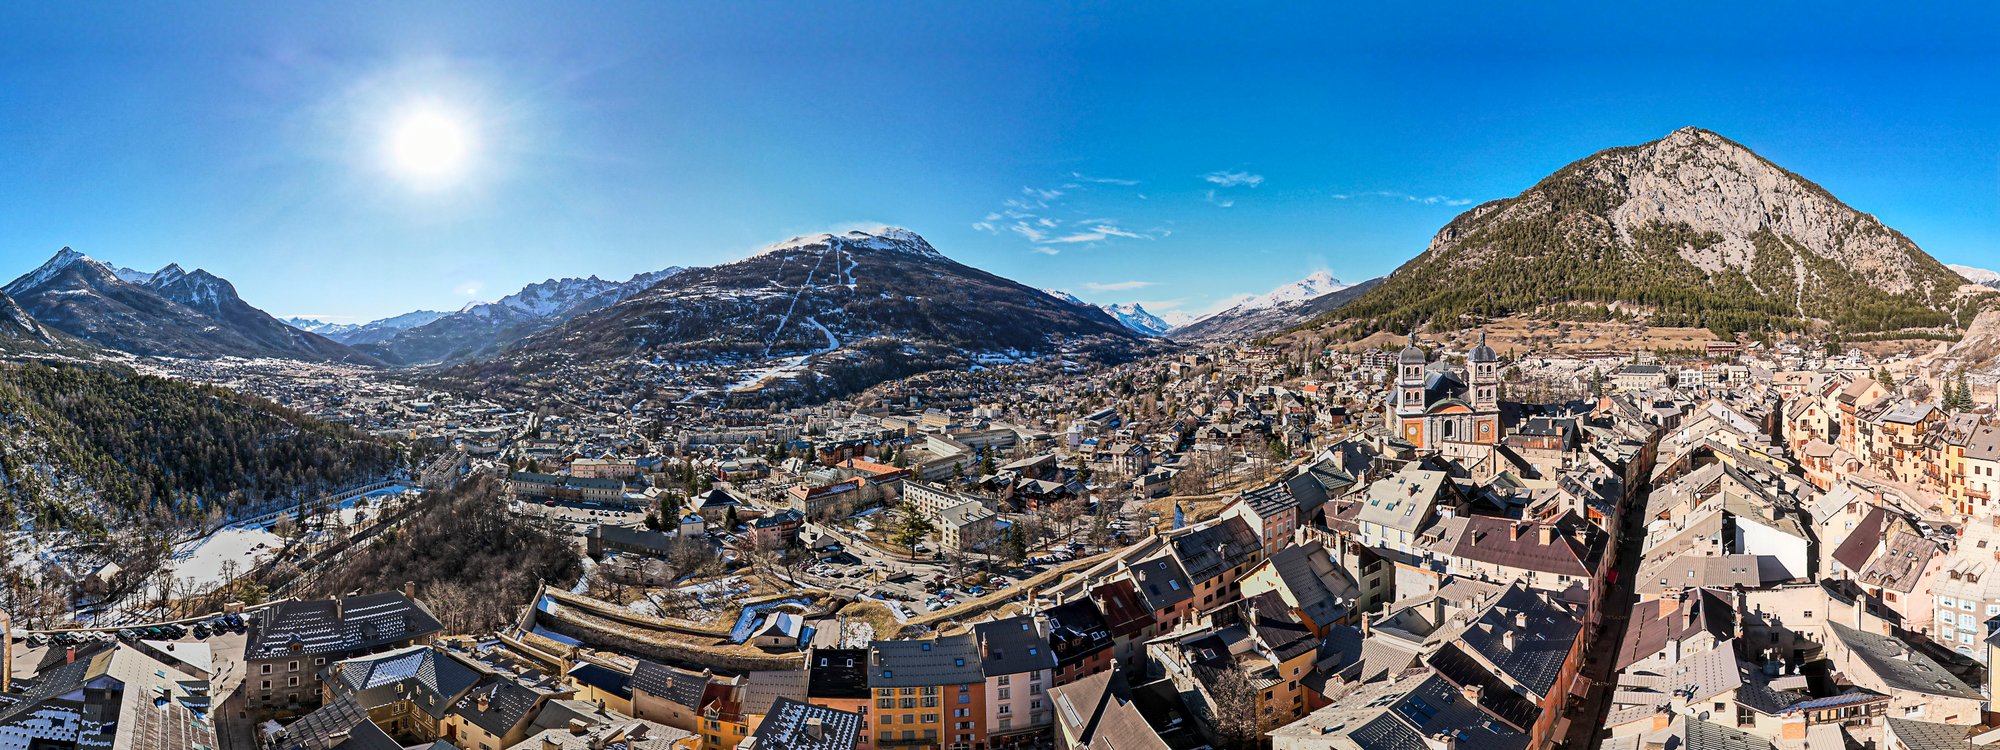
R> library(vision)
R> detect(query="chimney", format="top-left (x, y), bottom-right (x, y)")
top-left (1424, 731), bottom-right (1458, 750)
top-left (1538, 525), bottom-right (1555, 546)
top-left (1501, 631), bottom-right (1516, 651)
top-left (404, 581), bottom-right (417, 599)
top-left (570, 718), bottom-right (590, 735)
top-left (1460, 684), bottom-right (1483, 704)
top-left (477, 692), bottom-right (492, 713)
top-left (1513, 611), bottom-right (1527, 629)
top-left (805, 717), bottom-right (825, 741)
top-left (1509, 523), bottom-right (1524, 542)
top-left (65, 646), bottom-right (75, 664)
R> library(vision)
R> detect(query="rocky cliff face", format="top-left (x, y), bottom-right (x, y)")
top-left (1328, 127), bottom-right (1973, 336)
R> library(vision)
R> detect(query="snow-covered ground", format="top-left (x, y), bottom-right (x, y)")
top-left (729, 317), bottom-right (843, 393)
top-left (163, 527), bottom-right (284, 597)
top-left (163, 483), bottom-right (415, 598)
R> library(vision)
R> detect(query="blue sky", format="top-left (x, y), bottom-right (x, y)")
top-left (2, 4), bottom-right (1999, 323)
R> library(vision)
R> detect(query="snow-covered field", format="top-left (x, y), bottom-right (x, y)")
top-left (166, 527), bottom-right (284, 596)
top-left (164, 483), bottom-right (416, 597)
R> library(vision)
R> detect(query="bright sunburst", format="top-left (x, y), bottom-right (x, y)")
top-left (388, 109), bottom-right (472, 184)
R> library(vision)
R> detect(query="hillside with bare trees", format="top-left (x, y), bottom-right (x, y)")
top-left (300, 472), bottom-right (580, 634)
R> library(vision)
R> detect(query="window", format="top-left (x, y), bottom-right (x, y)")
top-left (288, 676), bottom-right (299, 687)
top-left (261, 664), bottom-right (272, 675)
top-left (289, 661), bottom-right (300, 672)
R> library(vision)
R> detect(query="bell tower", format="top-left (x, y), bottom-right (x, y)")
top-left (1468, 331), bottom-right (1499, 412)
top-left (1396, 331), bottom-right (1427, 419)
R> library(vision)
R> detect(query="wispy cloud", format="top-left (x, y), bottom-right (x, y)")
top-left (455, 281), bottom-right (484, 297)
top-left (971, 178), bottom-right (1162, 254)
top-left (1084, 280), bottom-right (1154, 292)
top-left (1202, 170), bottom-right (1265, 188)
top-left (1330, 190), bottom-right (1474, 207)
top-left (1071, 172), bottom-right (1139, 186)
top-left (1204, 189), bottom-right (1235, 208)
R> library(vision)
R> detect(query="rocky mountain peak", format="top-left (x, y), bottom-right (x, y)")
top-left (1336, 127), bottom-right (1968, 336)
top-left (145, 263), bottom-right (188, 286)
top-left (4, 247), bottom-right (118, 297)
top-left (754, 226), bottom-right (944, 260)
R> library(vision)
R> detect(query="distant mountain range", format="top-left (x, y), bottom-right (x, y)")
top-left (2, 248), bottom-right (378, 364)
top-left (1040, 290), bottom-right (1176, 336)
top-left (1950, 264), bottom-right (2000, 290)
top-left (1320, 126), bottom-right (1977, 337)
top-left (283, 310), bottom-right (448, 345)
top-left (477, 227), bottom-right (1146, 399)
top-left (1170, 271), bottom-right (1381, 342)
top-left (332, 268), bottom-right (685, 365)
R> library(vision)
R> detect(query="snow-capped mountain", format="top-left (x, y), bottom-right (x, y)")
top-left (284, 309), bottom-right (450, 346)
top-left (477, 227), bottom-right (1146, 401)
top-left (1169, 271), bottom-right (1379, 342)
top-left (1039, 289), bottom-right (1176, 336)
top-left (283, 317), bottom-right (359, 336)
top-left (1951, 264), bottom-right (2000, 289)
top-left (1041, 288), bottom-right (1089, 307)
top-left (359, 266), bottom-right (686, 365)
top-left (1100, 303), bottom-right (1173, 336)
top-left (1227, 270), bottom-right (1350, 313)
top-left (754, 227), bottom-right (948, 261)
top-left (0, 248), bottom-right (379, 363)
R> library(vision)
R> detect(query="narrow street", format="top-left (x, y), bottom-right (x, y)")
top-left (1560, 468), bottom-right (1653, 749)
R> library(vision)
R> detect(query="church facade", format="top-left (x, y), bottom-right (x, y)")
top-left (1387, 333), bottom-right (1502, 449)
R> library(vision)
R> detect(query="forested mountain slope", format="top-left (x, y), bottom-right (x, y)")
top-left (0, 363), bottom-right (398, 534)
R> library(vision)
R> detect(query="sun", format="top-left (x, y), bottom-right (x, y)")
top-left (388, 110), bottom-right (472, 183)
